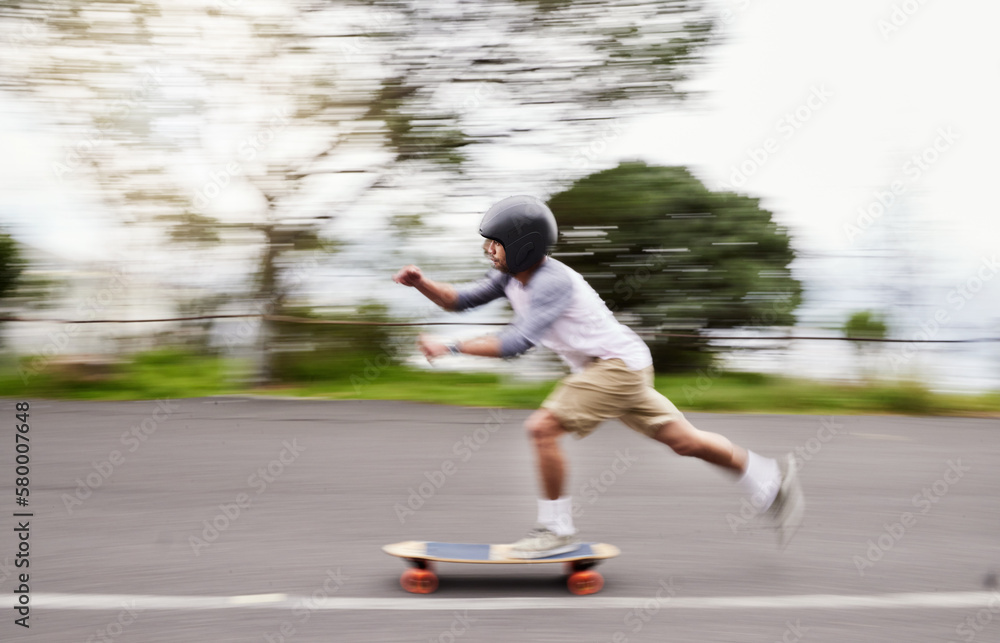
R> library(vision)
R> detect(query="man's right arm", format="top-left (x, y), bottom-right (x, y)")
top-left (393, 265), bottom-right (459, 311)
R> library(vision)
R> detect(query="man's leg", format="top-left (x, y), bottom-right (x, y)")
top-left (624, 372), bottom-right (780, 507)
top-left (525, 409), bottom-right (569, 500)
top-left (509, 409), bottom-right (579, 558)
top-left (651, 416), bottom-right (748, 473)
top-left (652, 416), bottom-right (778, 505)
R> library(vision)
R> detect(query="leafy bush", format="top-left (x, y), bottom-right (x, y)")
top-left (267, 302), bottom-right (402, 383)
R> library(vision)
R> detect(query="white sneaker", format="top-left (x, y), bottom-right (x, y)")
top-left (508, 524), bottom-right (580, 559)
top-left (768, 454), bottom-right (805, 549)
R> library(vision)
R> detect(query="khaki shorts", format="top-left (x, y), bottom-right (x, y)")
top-left (541, 358), bottom-right (684, 438)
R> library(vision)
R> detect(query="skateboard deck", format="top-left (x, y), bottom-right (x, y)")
top-left (383, 540), bottom-right (620, 595)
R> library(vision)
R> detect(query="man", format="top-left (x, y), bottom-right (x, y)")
top-left (393, 195), bottom-right (804, 558)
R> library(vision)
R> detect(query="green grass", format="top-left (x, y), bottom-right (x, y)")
top-left (313, 368), bottom-right (998, 417)
top-left (663, 371), bottom-right (1000, 416)
top-left (284, 367), bottom-right (559, 408)
top-left (0, 348), bottom-right (239, 401)
top-left (1, 349), bottom-right (997, 417)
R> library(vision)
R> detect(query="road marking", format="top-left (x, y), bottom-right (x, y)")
top-left (228, 593), bottom-right (289, 606)
top-left (8, 591), bottom-right (998, 611)
top-left (849, 432), bottom-right (910, 441)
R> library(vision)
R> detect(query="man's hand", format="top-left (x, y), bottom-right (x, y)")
top-left (393, 265), bottom-right (459, 310)
top-left (393, 265), bottom-right (424, 287)
top-left (418, 334), bottom-right (453, 362)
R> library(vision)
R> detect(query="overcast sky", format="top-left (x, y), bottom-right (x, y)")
top-left (612, 0), bottom-right (999, 321)
top-left (630, 0), bottom-right (998, 245)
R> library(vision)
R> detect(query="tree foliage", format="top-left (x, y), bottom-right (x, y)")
top-left (842, 310), bottom-right (888, 380)
top-left (0, 0), bottom-right (716, 230)
top-left (0, 231), bottom-right (25, 350)
top-left (844, 310), bottom-right (887, 337)
top-left (843, 310), bottom-right (888, 349)
top-left (0, 231), bottom-right (24, 303)
top-left (548, 162), bottom-right (801, 371)
top-left (0, 0), bottom-right (718, 377)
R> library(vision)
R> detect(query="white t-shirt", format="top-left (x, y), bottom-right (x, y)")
top-left (454, 258), bottom-right (652, 373)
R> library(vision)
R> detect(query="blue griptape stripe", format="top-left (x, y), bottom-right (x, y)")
top-left (425, 543), bottom-right (492, 560)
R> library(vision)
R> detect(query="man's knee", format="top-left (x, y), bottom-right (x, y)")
top-left (525, 410), bottom-right (565, 444)
top-left (654, 421), bottom-right (701, 457)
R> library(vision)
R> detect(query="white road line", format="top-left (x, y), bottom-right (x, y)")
top-left (6, 591), bottom-right (998, 612)
top-left (849, 432), bottom-right (910, 441)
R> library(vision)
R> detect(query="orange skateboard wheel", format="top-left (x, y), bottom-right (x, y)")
top-left (401, 568), bottom-right (439, 594)
top-left (567, 569), bottom-right (603, 595)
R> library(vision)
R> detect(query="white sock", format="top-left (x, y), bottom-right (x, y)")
top-left (538, 497), bottom-right (576, 536)
top-left (737, 451), bottom-right (781, 512)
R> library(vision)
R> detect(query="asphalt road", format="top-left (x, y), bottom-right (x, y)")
top-left (0, 397), bottom-right (997, 642)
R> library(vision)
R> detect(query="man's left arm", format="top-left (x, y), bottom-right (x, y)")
top-left (419, 335), bottom-right (502, 360)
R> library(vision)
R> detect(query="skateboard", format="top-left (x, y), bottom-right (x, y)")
top-left (382, 540), bottom-right (620, 595)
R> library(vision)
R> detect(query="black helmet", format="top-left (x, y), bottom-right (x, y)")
top-left (479, 195), bottom-right (558, 273)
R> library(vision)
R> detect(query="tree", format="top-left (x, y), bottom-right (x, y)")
top-left (843, 310), bottom-right (888, 343)
top-left (0, 230), bottom-right (25, 349)
top-left (0, 231), bottom-right (24, 302)
top-left (843, 310), bottom-right (888, 380)
top-left (548, 162), bottom-right (802, 371)
top-left (0, 0), bottom-right (719, 379)
top-left (0, 0), bottom-right (717, 234)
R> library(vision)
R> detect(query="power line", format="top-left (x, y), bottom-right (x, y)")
top-left (1, 314), bottom-right (997, 343)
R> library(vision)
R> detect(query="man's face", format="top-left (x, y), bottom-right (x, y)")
top-left (485, 239), bottom-right (509, 273)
